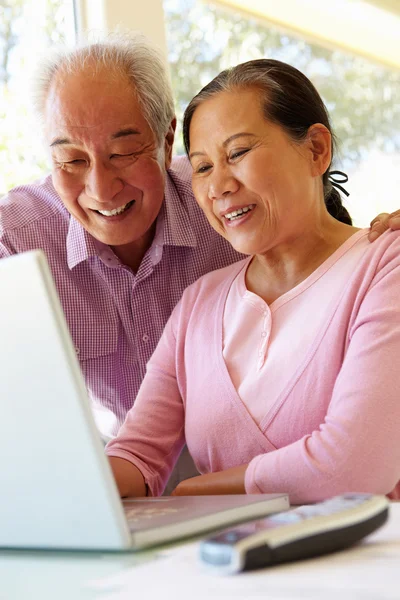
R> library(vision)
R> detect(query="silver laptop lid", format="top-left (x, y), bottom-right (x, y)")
top-left (0, 250), bottom-right (131, 549)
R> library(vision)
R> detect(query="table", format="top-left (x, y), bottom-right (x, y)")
top-left (1, 503), bottom-right (399, 600)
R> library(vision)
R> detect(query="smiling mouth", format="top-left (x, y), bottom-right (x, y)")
top-left (96, 200), bottom-right (135, 217)
top-left (223, 204), bottom-right (255, 221)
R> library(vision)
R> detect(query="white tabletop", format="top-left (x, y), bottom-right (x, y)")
top-left (1, 503), bottom-right (400, 600)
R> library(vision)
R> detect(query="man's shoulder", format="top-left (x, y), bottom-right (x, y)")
top-left (168, 155), bottom-right (193, 205)
top-left (170, 154), bottom-right (191, 181)
top-left (167, 154), bottom-right (243, 272)
top-left (0, 174), bottom-right (66, 236)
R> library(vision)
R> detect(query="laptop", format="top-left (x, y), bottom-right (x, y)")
top-left (0, 250), bottom-right (289, 551)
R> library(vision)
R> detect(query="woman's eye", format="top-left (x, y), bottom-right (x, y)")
top-left (229, 148), bottom-right (249, 160)
top-left (194, 164), bottom-right (211, 174)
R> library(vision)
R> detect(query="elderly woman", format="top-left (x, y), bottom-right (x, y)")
top-left (107, 59), bottom-right (400, 504)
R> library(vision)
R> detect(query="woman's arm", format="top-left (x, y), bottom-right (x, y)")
top-left (244, 235), bottom-right (400, 503)
top-left (171, 465), bottom-right (247, 496)
top-left (172, 234), bottom-right (400, 500)
top-left (109, 457), bottom-right (147, 497)
top-left (105, 305), bottom-right (186, 497)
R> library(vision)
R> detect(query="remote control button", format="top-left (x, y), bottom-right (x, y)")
top-left (268, 511), bottom-right (304, 524)
top-left (223, 532), bottom-right (242, 542)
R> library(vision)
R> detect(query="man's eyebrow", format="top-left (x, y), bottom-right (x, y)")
top-left (49, 128), bottom-right (141, 148)
top-left (111, 128), bottom-right (141, 140)
top-left (189, 133), bottom-right (257, 160)
top-left (50, 138), bottom-right (72, 148)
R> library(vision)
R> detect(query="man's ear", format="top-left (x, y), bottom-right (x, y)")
top-left (164, 117), bottom-right (177, 170)
top-left (306, 124), bottom-right (332, 177)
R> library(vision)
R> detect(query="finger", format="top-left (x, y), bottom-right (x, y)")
top-left (370, 213), bottom-right (389, 228)
top-left (369, 215), bottom-right (390, 241)
top-left (388, 210), bottom-right (400, 230)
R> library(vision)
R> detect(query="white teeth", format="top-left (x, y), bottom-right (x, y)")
top-left (224, 205), bottom-right (254, 221)
top-left (97, 201), bottom-right (133, 217)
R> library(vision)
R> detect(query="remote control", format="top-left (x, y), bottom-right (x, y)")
top-left (199, 493), bottom-right (389, 574)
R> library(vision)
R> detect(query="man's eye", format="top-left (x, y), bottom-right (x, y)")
top-left (110, 152), bottom-right (136, 159)
top-left (57, 159), bottom-right (86, 165)
top-left (55, 159), bottom-right (86, 170)
top-left (229, 149), bottom-right (249, 160)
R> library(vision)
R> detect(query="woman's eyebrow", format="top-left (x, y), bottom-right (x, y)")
top-left (189, 132), bottom-right (257, 160)
top-left (222, 132), bottom-right (257, 148)
top-left (189, 150), bottom-right (205, 160)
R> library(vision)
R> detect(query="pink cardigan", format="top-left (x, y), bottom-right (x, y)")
top-left (106, 231), bottom-right (400, 503)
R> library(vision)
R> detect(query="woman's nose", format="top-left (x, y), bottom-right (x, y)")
top-left (208, 167), bottom-right (239, 201)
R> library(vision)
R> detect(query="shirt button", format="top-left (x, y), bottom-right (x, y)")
top-left (142, 334), bottom-right (149, 342)
top-left (261, 331), bottom-right (267, 337)
top-left (75, 347), bottom-right (80, 355)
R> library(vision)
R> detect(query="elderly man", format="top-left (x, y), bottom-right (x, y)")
top-left (0, 34), bottom-right (398, 491)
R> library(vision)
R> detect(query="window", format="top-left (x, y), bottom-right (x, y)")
top-left (164, 0), bottom-right (400, 225)
top-left (0, 0), bottom-right (75, 192)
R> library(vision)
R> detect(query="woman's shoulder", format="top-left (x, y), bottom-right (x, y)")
top-left (167, 258), bottom-right (249, 340)
top-left (362, 228), bottom-right (400, 270)
top-left (182, 258), bottom-right (249, 302)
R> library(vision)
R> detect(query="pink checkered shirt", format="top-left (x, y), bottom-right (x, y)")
top-left (0, 156), bottom-right (241, 439)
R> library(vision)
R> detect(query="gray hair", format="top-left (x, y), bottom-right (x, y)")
top-left (33, 32), bottom-right (175, 144)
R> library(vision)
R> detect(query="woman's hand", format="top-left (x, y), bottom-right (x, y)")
top-left (369, 211), bottom-right (400, 241)
top-left (171, 465), bottom-right (248, 496)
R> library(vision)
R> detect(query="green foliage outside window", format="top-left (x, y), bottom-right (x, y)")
top-left (164, 0), bottom-right (400, 168)
top-left (0, 0), bottom-right (69, 191)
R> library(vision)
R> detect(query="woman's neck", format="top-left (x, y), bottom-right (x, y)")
top-left (245, 219), bottom-right (360, 305)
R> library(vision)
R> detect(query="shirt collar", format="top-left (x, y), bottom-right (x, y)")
top-left (65, 168), bottom-right (197, 269)
top-left (66, 216), bottom-right (98, 269)
top-left (66, 216), bottom-right (119, 269)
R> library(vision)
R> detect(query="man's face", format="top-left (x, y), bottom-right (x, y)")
top-left (45, 67), bottom-right (175, 259)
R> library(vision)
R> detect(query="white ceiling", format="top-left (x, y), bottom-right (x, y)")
top-left (211, 0), bottom-right (400, 70)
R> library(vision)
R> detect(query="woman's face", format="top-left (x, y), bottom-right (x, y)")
top-left (189, 87), bottom-right (326, 256)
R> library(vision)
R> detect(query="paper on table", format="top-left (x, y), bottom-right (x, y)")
top-left (87, 515), bottom-right (400, 600)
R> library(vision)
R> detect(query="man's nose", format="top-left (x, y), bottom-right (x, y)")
top-left (208, 166), bottom-right (239, 201)
top-left (85, 162), bottom-right (123, 203)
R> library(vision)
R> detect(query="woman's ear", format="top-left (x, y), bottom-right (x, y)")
top-left (164, 117), bottom-right (177, 170)
top-left (306, 124), bottom-right (332, 177)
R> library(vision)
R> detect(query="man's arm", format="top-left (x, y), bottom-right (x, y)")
top-left (0, 240), bottom-right (12, 258)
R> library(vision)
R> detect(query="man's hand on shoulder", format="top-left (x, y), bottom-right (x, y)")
top-left (369, 210), bottom-right (400, 242)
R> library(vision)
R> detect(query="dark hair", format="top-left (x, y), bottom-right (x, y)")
top-left (183, 59), bottom-right (352, 225)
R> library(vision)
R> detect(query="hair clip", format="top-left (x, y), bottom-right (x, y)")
top-left (328, 170), bottom-right (350, 197)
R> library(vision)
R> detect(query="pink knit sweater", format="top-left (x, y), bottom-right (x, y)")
top-left (106, 230), bottom-right (400, 503)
